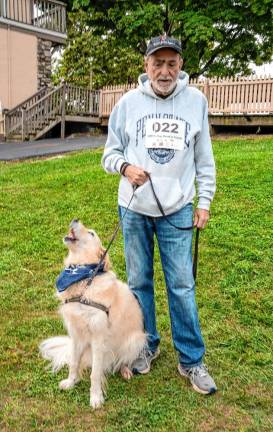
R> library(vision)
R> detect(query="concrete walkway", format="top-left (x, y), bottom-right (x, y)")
top-left (0, 135), bottom-right (107, 161)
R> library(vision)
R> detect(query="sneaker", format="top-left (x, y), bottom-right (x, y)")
top-left (132, 347), bottom-right (160, 374)
top-left (178, 363), bottom-right (217, 395)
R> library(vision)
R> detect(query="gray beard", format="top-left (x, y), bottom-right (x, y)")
top-left (150, 80), bottom-right (178, 98)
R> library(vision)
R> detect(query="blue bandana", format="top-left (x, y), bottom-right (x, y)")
top-left (56, 264), bottom-right (105, 292)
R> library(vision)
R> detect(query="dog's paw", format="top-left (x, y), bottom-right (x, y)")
top-left (90, 392), bottom-right (104, 409)
top-left (59, 378), bottom-right (77, 390)
top-left (120, 365), bottom-right (133, 380)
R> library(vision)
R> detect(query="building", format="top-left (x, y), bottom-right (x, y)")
top-left (0, 0), bottom-right (67, 111)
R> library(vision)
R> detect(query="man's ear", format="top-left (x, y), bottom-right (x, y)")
top-left (144, 56), bottom-right (149, 72)
top-left (179, 58), bottom-right (183, 70)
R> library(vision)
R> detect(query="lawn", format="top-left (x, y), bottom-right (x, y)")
top-left (0, 136), bottom-right (272, 431)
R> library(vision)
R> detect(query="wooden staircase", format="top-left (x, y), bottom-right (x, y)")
top-left (4, 84), bottom-right (100, 141)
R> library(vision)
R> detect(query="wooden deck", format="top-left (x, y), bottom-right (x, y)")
top-left (2, 75), bottom-right (273, 140)
top-left (0, 1), bottom-right (67, 45)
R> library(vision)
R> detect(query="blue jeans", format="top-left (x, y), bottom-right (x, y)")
top-left (119, 203), bottom-right (205, 368)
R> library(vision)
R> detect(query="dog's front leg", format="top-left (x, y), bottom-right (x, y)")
top-left (90, 338), bottom-right (105, 409)
top-left (59, 338), bottom-right (84, 390)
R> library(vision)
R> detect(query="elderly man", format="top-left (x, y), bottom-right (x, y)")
top-left (102, 35), bottom-right (217, 394)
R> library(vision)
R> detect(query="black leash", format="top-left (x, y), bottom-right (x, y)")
top-left (65, 174), bottom-right (200, 312)
top-left (64, 187), bottom-right (138, 313)
top-left (85, 186), bottom-right (137, 287)
top-left (91, 173), bottom-right (200, 282)
top-left (145, 172), bottom-right (200, 281)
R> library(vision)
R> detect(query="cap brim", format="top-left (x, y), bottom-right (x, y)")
top-left (146, 45), bottom-right (182, 56)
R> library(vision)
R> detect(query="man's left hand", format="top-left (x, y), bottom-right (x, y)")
top-left (194, 208), bottom-right (210, 229)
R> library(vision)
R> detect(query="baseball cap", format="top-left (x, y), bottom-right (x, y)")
top-left (146, 35), bottom-right (182, 56)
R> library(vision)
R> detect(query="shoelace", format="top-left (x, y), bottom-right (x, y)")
top-left (188, 364), bottom-right (208, 378)
top-left (138, 348), bottom-right (154, 363)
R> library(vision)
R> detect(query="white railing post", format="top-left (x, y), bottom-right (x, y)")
top-left (0, 0), bottom-right (7, 17)
top-left (204, 78), bottom-right (210, 102)
top-left (61, 82), bottom-right (66, 139)
top-left (21, 107), bottom-right (26, 141)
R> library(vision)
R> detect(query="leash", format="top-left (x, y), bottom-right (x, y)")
top-left (145, 172), bottom-right (200, 281)
top-left (85, 186), bottom-right (137, 287)
top-left (64, 186), bottom-right (138, 312)
top-left (65, 174), bottom-right (200, 312)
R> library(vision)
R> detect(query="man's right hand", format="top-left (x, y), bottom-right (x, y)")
top-left (123, 165), bottom-right (148, 186)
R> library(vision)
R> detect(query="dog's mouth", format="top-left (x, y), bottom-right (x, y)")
top-left (64, 228), bottom-right (78, 242)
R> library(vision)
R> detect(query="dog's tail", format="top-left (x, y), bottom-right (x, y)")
top-left (39, 336), bottom-right (92, 373)
top-left (39, 336), bottom-right (72, 372)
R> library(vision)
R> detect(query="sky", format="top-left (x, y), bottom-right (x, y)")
top-left (251, 62), bottom-right (273, 76)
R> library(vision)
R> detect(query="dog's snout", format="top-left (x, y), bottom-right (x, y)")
top-left (70, 218), bottom-right (79, 227)
top-left (69, 219), bottom-right (80, 231)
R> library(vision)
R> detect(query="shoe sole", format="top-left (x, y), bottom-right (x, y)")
top-left (177, 364), bottom-right (217, 395)
top-left (134, 348), bottom-right (160, 375)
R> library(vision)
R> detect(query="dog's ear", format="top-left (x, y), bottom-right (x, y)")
top-left (99, 247), bottom-right (111, 271)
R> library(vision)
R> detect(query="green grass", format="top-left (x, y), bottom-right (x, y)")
top-left (0, 136), bottom-right (272, 431)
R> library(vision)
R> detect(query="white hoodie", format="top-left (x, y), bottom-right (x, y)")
top-left (102, 71), bottom-right (216, 217)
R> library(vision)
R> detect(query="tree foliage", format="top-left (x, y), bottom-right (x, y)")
top-left (55, 0), bottom-right (273, 86)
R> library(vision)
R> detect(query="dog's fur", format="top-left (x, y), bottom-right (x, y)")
top-left (40, 220), bottom-right (146, 408)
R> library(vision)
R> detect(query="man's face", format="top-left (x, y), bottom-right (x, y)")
top-left (145, 48), bottom-right (183, 96)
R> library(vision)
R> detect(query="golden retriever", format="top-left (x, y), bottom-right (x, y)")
top-left (40, 219), bottom-right (146, 408)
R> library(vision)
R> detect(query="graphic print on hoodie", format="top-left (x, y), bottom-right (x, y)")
top-left (102, 71), bottom-right (216, 217)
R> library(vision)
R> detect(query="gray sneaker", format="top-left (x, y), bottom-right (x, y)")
top-left (132, 348), bottom-right (160, 374)
top-left (178, 363), bottom-right (217, 395)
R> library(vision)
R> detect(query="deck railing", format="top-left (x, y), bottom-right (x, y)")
top-left (0, 0), bottom-right (66, 33)
top-left (100, 75), bottom-right (273, 117)
top-left (5, 87), bottom-right (49, 136)
top-left (99, 84), bottom-right (137, 117)
top-left (4, 84), bottom-right (100, 140)
top-left (3, 76), bottom-right (273, 140)
top-left (191, 75), bottom-right (273, 114)
top-left (23, 84), bottom-right (63, 139)
top-left (0, 110), bottom-right (4, 136)
top-left (66, 85), bottom-right (100, 116)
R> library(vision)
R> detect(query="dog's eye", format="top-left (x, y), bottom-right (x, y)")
top-left (88, 230), bottom-right (95, 237)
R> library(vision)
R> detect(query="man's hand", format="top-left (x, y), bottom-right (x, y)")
top-left (124, 165), bottom-right (148, 186)
top-left (194, 208), bottom-right (210, 229)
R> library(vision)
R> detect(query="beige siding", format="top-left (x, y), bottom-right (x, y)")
top-left (0, 25), bottom-right (37, 109)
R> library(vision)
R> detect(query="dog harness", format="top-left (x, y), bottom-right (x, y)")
top-left (56, 264), bottom-right (109, 315)
top-left (64, 296), bottom-right (109, 315)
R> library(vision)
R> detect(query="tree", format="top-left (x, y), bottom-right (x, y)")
top-left (55, 0), bottom-right (273, 86)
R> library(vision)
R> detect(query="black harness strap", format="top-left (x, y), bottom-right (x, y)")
top-left (64, 296), bottom-right (109, 315)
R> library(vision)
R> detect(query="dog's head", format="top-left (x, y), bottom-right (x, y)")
top-left (63, 219), bottom-right (111, 270)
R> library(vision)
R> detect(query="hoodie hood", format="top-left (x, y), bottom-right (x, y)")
top-left (138, 71), bottom-right (189, 100)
